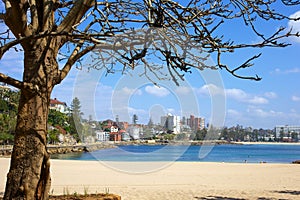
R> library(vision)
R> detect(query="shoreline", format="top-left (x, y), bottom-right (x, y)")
top-left (0, 142), bottom-right (117, 157)
top-left (1, 158), bottom-right (300, 200)
top-left (232, 141), bottom-right (300, 145)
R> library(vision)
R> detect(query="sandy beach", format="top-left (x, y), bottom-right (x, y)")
top-left (1, 158), bottom-right (299, 200)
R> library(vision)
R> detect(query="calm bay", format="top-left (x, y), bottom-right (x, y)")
top-left (51, 144), bottom-right (300, 163)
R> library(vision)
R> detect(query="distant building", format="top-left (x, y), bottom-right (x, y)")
top-left (119, 129), bottom-right (131, 141)
top-left (127, 125), bottom-right (143, 140)
top-left (102, 119), bottom-right (115, 127)
top-left (50, 98), bottom-right (69, 114)
top-left (117, 121), bottom-right (129, 130)
top-left (109, 125), bottom-right (122, 142)
top-left (187, 115), bottom-right (205, 131)
top-left (161, 114), bottom-right (181, 134)
top-left (275, 125), bottom-right (300, 141)
top-left (194, 117), bottom-right (205, 131)
top-left (95, 130), bottom-right (110, 142)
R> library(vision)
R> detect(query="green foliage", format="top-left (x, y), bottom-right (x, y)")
top-left (68, 97), bottom-right (84, 142)
top-left (143, 130), bottom-right (155, 139)
top-left (70, 97), bottom-right (82, 117)
top-left (163, 133), bottom-right (175, 141)
top-left (48, 109), bottom-right (68, 127)
top-left (48, 129), bottom-right (60, 144)
top-left (0, 132), bottom-right (14, 143)
top-left (190, 129), bottom-right (207, 141)
top-left (47, 109), bottom-right (71, 144)
top-left (0, 99), bottom-right (8, 112)
top-left (175, 133), bottom-right (187, 141)
top-left (291, 132), bottom-right (299, 142)
top-left (0, 87), bottom-right (19, 144)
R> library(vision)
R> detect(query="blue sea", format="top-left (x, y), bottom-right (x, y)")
top-left (51, 144), bottom-right (300, 164)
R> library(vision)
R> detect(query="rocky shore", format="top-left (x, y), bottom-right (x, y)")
top-left (0, 143), bottom-right (116, 157)
top-left (47, 143), bottom-right (116, 154)
top-left (0, 146), bottom-right (12, 157)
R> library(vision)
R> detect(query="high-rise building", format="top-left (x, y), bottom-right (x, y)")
top-left (161, 114), bottom-right (181, 134)
top-left (186, 115), bottom-right (205, 131)
top-left (189, 115), bottom-right (195, 130)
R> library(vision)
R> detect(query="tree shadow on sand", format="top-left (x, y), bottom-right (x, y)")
top-left (194, 197), bottom-right (288, 200)
top-left (274, 190), bottom-right (300, 196)
top-left (194, 196), bottom-right (246, 200)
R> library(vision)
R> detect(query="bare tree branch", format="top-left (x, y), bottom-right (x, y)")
top-left (58, 44), bottom-right (96, 83)
top-left (57, 0), bottom-right (94, 33)
top-left (1, 0), bottom-right (300, 85)
top-left (3, 1), bottom-right (300, 199)
top-left (0, 73), bottom-right (36, 91)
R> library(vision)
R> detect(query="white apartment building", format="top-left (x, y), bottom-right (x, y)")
top-left (275, 125), bottom-right (300, 139)
top-left (161, 114), bottom-right (181, 134)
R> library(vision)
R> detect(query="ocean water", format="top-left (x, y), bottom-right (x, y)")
top-left (51, 144), bottom-right (300, 164)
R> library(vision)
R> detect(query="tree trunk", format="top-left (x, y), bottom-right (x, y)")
top-left (4, 47), bottom-right (57, 200)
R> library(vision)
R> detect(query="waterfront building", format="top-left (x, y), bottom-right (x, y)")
top-left (49, 98), bottom-right (69, 114)
top-left (127, 125), bottom-right (143, 140)
top-left (121, 131), bottom-right (131, 141)
top-left (109, 125), bottom-right (122, 141)
top-left (275, 125), bottom-right (300, 141)
top-left (95, 130), bottom-right (110, 142)
top-left (186, 115), bottom-right (205, 131)
top-left (161, 114), bottom-right (181, 134)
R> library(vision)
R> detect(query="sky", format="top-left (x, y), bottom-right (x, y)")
top-left (1, 2), bottom-right (300, 129)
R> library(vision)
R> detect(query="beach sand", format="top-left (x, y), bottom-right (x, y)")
top-left (1, 158), bottom-right (300, 200)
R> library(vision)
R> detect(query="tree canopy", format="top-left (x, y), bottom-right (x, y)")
top-left (0, 1), bottom-right (300, 199)
top-left (1, 0), bottom-right (300, 88)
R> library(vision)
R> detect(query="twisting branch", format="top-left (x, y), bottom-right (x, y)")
top-left (58, 44), bottom-right (96, 84)
top-left (1, 0), bottom-right (300, 86)
top-left (0, 73), bottom-right (36, 91)
top-left (217, 49), bottom-right (262, 81)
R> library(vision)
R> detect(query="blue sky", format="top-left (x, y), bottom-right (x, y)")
top-left (1, 3), bottom-right (300, 129)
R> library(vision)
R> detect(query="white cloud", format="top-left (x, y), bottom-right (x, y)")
top-left (175, 86), bottom-right (192, 95)
top-left (286, 68), bottom-right (300, 73)
top-left (224, 88), bottom-right (267, 104)
top-left (264, 92), bottom-right (277, 99)
top-left (166, 108), bottom-right (176, 114)
top-left (198, 84), bottom-right (224, 96)
top-left (198, 84), bottom-right (268, 105)
top-left (127, 106), bottom-right (147, 115)
top-left (145, 85), bottom-right (170, 97)
top-left (246, 106), bottom-right (284, 118)
top-left (0, 49), bottom-right (24, 80)
top-left (120, 87), bottom-right (142, 96)
top-left (292, 95), bottom-right (300, 102)
top-left (226, 88), bottom-right (247, 100)
top-left (288, 11), bottom-right (300, 43)
top-left (272, 67), bottom-right (300, 74)
top-left (248, 108), bottom-right (269, 118)
top-left (226, 89), bottom-right (268, 104)
top-left (248, 96), bottom-right (269, 104)
top-left (227, 109), bottom-right (241, 117)
top-left (226, 105), bottom-right (300, 129)
top-left (273, 68), bottom-right (281, 73)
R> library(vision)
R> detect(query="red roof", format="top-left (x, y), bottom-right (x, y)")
top-left (55, 125), bottom-right (67, 135)
top-left (50, 98), bottom-right (65, 105)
